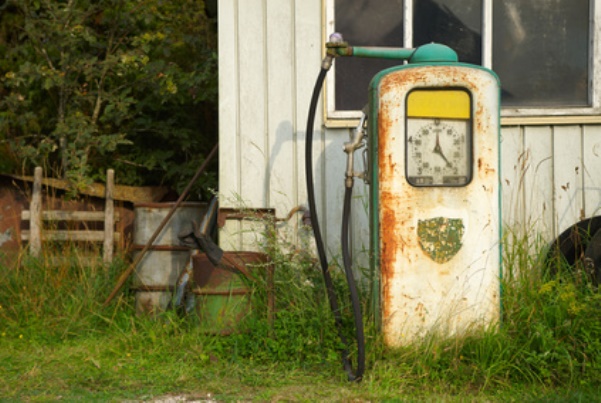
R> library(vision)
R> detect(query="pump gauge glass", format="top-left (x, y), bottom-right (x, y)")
top-left (405, 89), bottom-right (472, 187)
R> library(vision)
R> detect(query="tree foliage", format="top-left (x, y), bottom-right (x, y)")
top-left (0, 0), bottom-right (217, 197)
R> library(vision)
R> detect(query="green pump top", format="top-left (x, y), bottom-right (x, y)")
top-left (326, 33), bottom-right (458, 64)
top-left (409, 43), bottom-right (458, 63)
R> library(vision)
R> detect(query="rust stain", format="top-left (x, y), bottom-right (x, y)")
top-left (378, 80), bottom-right (403, 323)
top-left (380, 190), bottom-right (402, 322)
top-left (477, 157), bottom-right (496, 178)
top-left (380, 69), bottom-right (428, 94)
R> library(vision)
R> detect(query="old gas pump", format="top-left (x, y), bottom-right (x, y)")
top-left (367, 46), bottom-right (501, 347)
top-left (305, 34), bottom-right (501, 380)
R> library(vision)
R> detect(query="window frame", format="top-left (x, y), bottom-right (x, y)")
top-left (324, 0), bottom-right (601, 127)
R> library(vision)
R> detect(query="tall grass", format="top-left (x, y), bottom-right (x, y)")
top-left (1, 247), bottom-right (132, 341)
top-left (499, 230), bottom-right (601, 387)
top-left (1, 227), bottom-right (601, 400)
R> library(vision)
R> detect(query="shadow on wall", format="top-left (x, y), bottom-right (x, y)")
top-left (266, 119), bottom-right (370, 264)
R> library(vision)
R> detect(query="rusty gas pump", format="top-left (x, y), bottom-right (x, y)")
top-left (305, 33), bottom-right (501, 380)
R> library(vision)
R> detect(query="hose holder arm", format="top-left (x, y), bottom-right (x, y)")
top-left (326, 32), bottom-right (458, 64)
top-left (326, 33), bottom-right (415, 61)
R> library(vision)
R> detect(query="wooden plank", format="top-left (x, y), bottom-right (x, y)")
top-left (29, 167), bottom-right (42, 257)
top-left (21, 230), bottom-right (121, 242)
top-left (266, 0), bottom-right (297, 241)
top-left (104, 169), bottom-right (115, 263)
top-left (218, 0), bottom-right (241, 208)
top-left (22, 210), bottom-right (120, 221)
top-left (238, 0), bottom-right (267, 207)
top-left (553, 125), bottom-right (584, 236)
top-left (500, 126), bottom-right (524, 232)
top-left (8, 173), bottom-right (167, 203)
top-left (294, 0), bottom-right (322, 210)
top-left (523, 126), bottom-right (554, 241)
top-left (582, 125), bottom-right (601, 217)
top-left (292, 0), bottom-right (325, 257)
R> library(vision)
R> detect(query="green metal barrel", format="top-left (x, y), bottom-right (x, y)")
top-left (191, 251), bottom-right (271, 334)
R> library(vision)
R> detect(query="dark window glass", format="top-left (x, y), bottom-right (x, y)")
top-left (335, 0), bottom-right (404, 111)
top-left (493, 0), bottom-right (589, 107)
top-left (334, 0), bottom-right (591, 112)
top-left (413, 0), bottom-right (482, 65)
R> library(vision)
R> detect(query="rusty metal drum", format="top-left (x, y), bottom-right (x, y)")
top-left (191, 251), bottom-right (271, 334)
top-left (131, 202), bottom-right (206, 314)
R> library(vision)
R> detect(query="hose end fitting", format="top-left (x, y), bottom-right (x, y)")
top-left (322, 55), bottom-right (334, 71)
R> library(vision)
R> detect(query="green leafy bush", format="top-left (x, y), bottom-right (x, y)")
top-left (0, 0), bottom-right (217, 196)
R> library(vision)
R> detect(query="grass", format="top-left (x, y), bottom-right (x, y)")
top-left (2, 230), bottom-right (601, 401)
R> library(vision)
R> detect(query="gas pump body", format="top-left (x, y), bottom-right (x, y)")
top-left (368, 63), bottom-right (501, 347)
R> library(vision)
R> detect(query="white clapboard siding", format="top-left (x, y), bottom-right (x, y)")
top-left (218, 0), bottom-right (242, 249)
top-left (295, 0), bottom-right (324, 250)
top-left (553, 126), bottom-right (584, 235)
top-left (219, 0), bottom-right (601, 256)
top-left (266, 0), bottom-right (296, 241)
top-left (500, 126), bottom-right (524, 233)
top-left (238, 0), bottom-right (267, 208)
top-left (583, 125), bottom-right (601, 217)
top-left (219, 0), bottom-right (324, 251)
top-left (523, 126), bottom-right (554, 241)
top-left (238, 0), bottom-right (267, 251)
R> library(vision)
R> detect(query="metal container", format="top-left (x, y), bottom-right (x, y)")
top-left (132, 202), bottom-right (206, 314)
top-left (191, 252), bottom-right (271, 334)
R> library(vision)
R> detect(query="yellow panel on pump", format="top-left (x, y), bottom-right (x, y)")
top-left (407, 89), bottom-right (471, 120)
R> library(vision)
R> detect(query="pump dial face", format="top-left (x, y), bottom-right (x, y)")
top-left (406, 118), bottom-right (471, 186)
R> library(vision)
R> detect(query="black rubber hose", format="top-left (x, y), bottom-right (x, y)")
top-left (305, 66), bottom-right (364, 381)
top-left (341, 185), bottom-right (366, 379)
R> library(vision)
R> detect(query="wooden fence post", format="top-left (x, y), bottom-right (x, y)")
top-left (29, 167), bottom-right (43, 257)
top-left (103, 169), bottom-right (115, 263)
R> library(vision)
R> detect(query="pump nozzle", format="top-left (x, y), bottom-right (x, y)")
top-left (343, 111), bottom-right (368, 188)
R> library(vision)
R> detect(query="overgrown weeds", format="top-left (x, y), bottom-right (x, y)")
top-left (2, 228), bottom-right (601, 400)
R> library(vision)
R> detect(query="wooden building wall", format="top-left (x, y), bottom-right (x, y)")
top-left (218, 0), bottom-right (601, 262)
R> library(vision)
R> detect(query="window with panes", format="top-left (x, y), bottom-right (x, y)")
top-left (329, 0), bottom-right (592, 119)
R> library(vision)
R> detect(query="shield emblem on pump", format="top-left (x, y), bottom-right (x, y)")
top-left (417, 217), bottom-right (464, 264)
